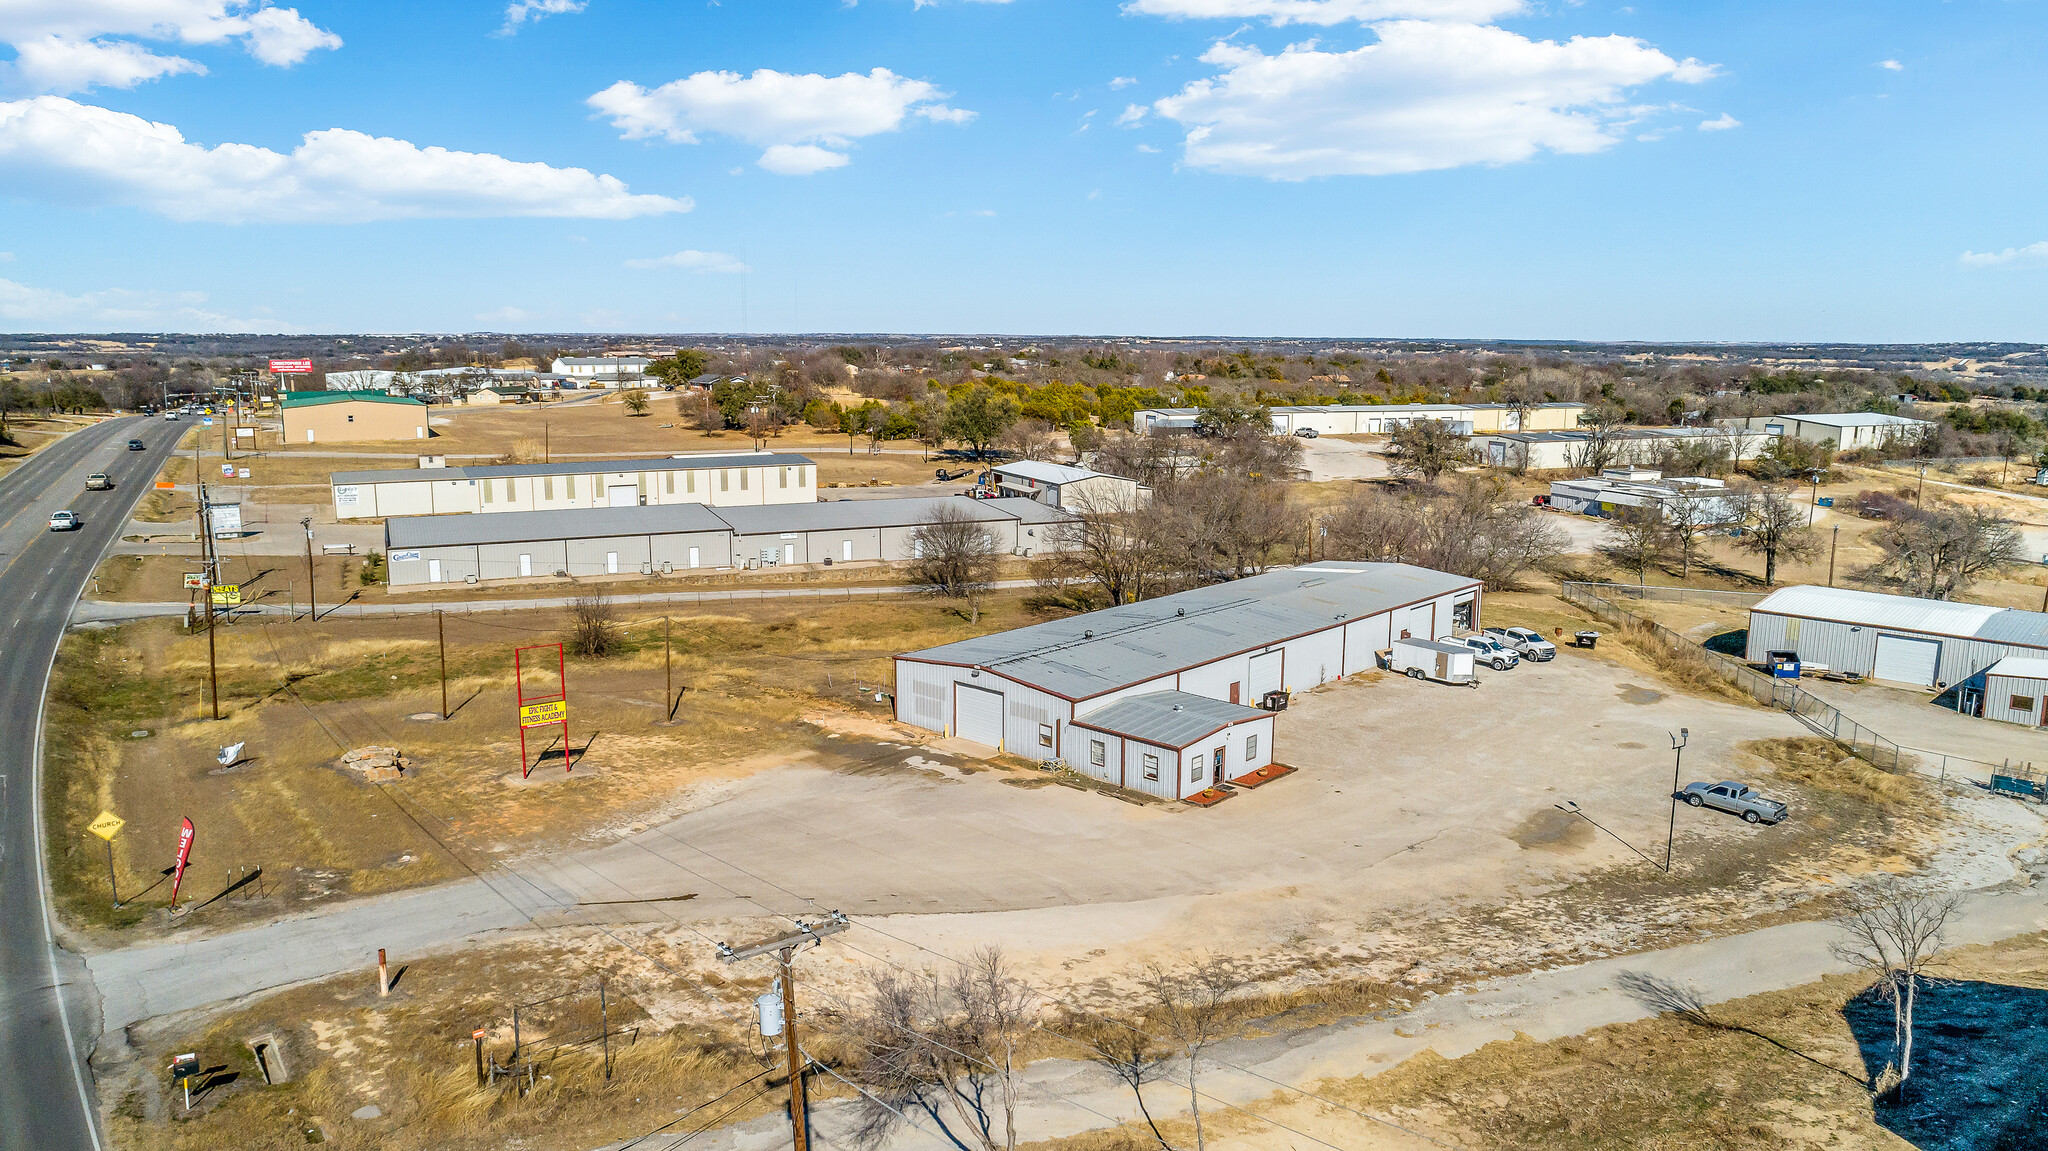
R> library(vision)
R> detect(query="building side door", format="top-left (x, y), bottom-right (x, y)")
top-left (428, 559), bottom-right (441, 583)
top-left (955, 684), bottom-right (1005, 748)
top-left (518, 553), bottom-right (532, 577)
top-left (687, 546), bottom-right (700, 569)
top-left (1228, 681), bottom-right (1240, 705)
top-left (1872, 634), bottom-right (1940, 687)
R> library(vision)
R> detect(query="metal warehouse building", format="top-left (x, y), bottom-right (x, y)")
top-left (1133, 403), bottom-right (1583, 437)
top-left (894, 562), bottom-right (1481, 799)
top-left (1746, 585), bottom-right (2048, 689)
top-left (383, 495), bottom-right (1070, 585)
top-left (331, 451), bottom-right (815, 519)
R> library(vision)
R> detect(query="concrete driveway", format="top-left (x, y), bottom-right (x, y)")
top-left (1296, 436), bottom-right (1389, 482)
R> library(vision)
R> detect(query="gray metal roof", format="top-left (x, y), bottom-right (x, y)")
top-left (331, 452), bottom-right (812, 485)
top-left (1071, 691), bottom-right (1268, 749)
top-left (719, 496), bottom-right (1057, 535)
top-left (902, 562), bottom-right (1480, 700)
top-left (993, 460), bottom-right (1106, 486)
top-left (385, 502), bottom-right (730, 548)
top-left (1967, 608), bottom-right (2048, 650)
top-left (382, 494), bottom-right (1066, 549)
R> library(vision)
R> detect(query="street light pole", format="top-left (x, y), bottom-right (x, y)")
top-left (301, 517), bottom-right (316, 622)
top-left (1665, 728), bottom-right (1689, 873)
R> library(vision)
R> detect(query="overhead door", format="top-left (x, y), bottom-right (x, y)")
top-left (607, 483), bottom-right (638, 507)
top-left (955, 684), bottom-right (1005, 748)
top-left (1248, 650), bottom-right (1284, 697)
top-left (1872, 634), bottom-right (1940, 686)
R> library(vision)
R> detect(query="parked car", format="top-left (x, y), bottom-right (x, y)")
top-left (1291, 427), bottom-right (1319, 438)
top-left (1681, 780), bottom-right (1789, 824)
top-left (85, 473), bottom-right (113, 490)
top-left (48, 510), bottom-right (79, 531)
top-left (1449, 634), bottom-right (1519, 671)
top-left (1484, 625), bottom-right (1557, 661)
top-left (126, 438), bottom-right (145, 450)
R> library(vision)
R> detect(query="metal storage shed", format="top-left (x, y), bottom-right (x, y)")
top-left (1745, 585), bottom-right (2048, 689)
top-left (1977, 657), bottom-right (2048, 726)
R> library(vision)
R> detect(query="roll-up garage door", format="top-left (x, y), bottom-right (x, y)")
top-left (1248, 650), bottom-right (1284, 697)
top-left (955, 684), bottom-right (1005, 748)
top-left (607, 483), bottom-right (638, 508)
top-left (1872, 634), bottom-right (1940, 686)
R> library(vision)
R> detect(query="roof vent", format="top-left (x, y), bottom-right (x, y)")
top-left (1084, 630), bottom-right (1094, 639)
top-left (1171, 704), bottom-right (1183, 711)
top-left (1177, 608), bottom-right (1185, 616)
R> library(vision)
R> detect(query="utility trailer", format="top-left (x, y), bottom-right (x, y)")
top-left (1379, 638), bottom-right (1479, 687)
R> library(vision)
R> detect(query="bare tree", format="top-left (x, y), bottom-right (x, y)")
top-left (1602, 505), bottom-right (1668, 585)
top-left (833, 948), bottom-right (1038, 1151)
top-left (1386, 419), bottom-right (1471, 481)
top-left (1661, 489), bottom-right (1723, 580)
top-left (1321, 476), bottom-right (1569, 590)
top-left (1728, 480), bottom-right (1821, 585)
top-left (1830, 878), bottom-right (1962, 1099)
top-left (1053, 1013), bottom-right (1175, 1150)
top-left (1861, 499), bottom-right (2026, 600)
top-left (1139, 956), bottom-right (1238, 1151)
top-left (565, 592), bottom-right (620, 657)
top-left (1565, 406), bottom-right (1627, 473)
top-left (997, 418), bottom-right (1060, 462)
top-left (1042, 485), bottom-right (1156, 605)
top-left (908, 503), bottom-right (1002, 621)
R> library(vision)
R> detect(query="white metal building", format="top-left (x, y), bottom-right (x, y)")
top-left (382, 495), bottom-right (1070, 586)
top-left (552, 357), bottom-right (653, 382)
top-left (1967, 657), bottom-right (2048, 727)
top-left (1476, 427), bottom-right (1773, 471)
top-left (990, 460), bottom-right (1147, 509)
top-left (1132, 403), bottom-right (1584, 437)
top-left (1547, 474), bottom-right (1737, 522)
top-left (894, 562), bottom-right (1481, 796)
top-left (1716, 412), bottom-right (1932, 449)
top-left (1745, 585), bottom-right (2048, 689)
top-left (1067, 691), bottom-right (1274, 797)
top-left (331, 451), bottom-right (815, 518)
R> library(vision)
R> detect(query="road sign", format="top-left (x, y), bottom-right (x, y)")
top-left (202, 417), bottom-right (213, 427)
top-left (519, 700), bottom-right (567, 728)
top-left (220, 464), bottom-right (234, 478)
top-left (269, 359), bottom-right (313, 374)
top-left (210, 585), bottom-right (242, 605)
top-left (87, 811), bottom-right (125, 841)
top-left (184, 573), bottom-right (206, 589)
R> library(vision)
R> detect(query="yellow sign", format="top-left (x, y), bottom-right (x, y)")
top-left (87, 811), bottom-right (125, 841)
top-left (518, 700), bottom-right (567, 728)
top-left (210, 585), bottom-right (241, 605)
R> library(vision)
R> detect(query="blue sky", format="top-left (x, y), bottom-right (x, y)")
top-left (0, 0), bottom-right (2042, 340)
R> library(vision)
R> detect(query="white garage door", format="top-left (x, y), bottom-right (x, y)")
top-left (955, 685), bottom-right (1005, 748)
top-left (1873, 634), bottom-right (1940, 686)
top-left (607, 483), bottom-right (638, 508)
top-left (1248, 650), bottom-right (1284, 697)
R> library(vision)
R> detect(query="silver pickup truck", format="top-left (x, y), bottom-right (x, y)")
top-left (1681, 780), bottom-right (1789, 824)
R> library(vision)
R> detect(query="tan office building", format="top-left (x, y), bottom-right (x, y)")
top-left (280, 391), bottom-right (429, 443)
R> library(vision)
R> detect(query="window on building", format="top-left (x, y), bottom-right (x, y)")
top-left (780, 467), bottom-right (788, 489)
top-left (798, 467), bottom-right (809, 487)
top-left (544, 476), bottom-right (554, 500)
top-left (347, 414), bottom-right (355, 423)
top-left (720, 470), bottom-right (729, 492)
top-left (665, 472), bottom-right (675, 494)
top-left (1089, 740), bottom-right (1105, 767)
top-left (1245, 733), bottom-right (1259, 760)
top-left (483, 481), bottom-right (493, 504)
top-left (566, 475), bottom-right (577, 498)
top-left (504, 479), bottom-right (514, 502)
top-left (2014, 695), bottom-right (2036, 712)
top-left (1142, 754), bottom-right (1159, 781)
top-left (1038, 723), bottom-right (1053, 748)
top-left (687, 471), bottom-right (696, 494)
top-left (1189, 760), bottom-right (1204, 783)
top-left (740, 469), bottom-right (748, 490)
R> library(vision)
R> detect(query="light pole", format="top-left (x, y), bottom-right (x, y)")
top-left (301, 517), bottom-right (316, 622)
top-left (1665, 728), bottom-right (1689, 873)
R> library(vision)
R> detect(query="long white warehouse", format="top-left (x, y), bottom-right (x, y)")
top-left (894, 562), bottom-right (1481, 799)
top-left (331, 451), bottom-right (815, 519)
top-left (1746, 585), bottom-right (2048, 690)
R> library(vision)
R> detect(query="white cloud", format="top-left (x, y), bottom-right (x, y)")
top-left (496, 0), bottom-right (588, 37)
top-left (1153, 21), bottom-right (1715, 178)
top-left (0, 251), bottom-right (12, 260)
top-left (0, 275), bottom-right (288, 331)
top-left (759, 142), bottom-right (849, 174)
top-left (0, 96), bottom-right (692, 223)
top-left (1136, 143), bottom-right (1160, 152)
top-left (1123, 0), bottom-right (1524, 26)
top-left (1109, 75), bottom-right (1137, 89)
top-left (587, 67), bottom-right (972, 173)
top-left (624, 248), bottom-right (750, 272)
top-left (0, 1), bottom-right (340, 94)
top-left (1878, 59), bottom-right (1903, 71)
top-left (1698, 111), bottom-right (1738, 131)
top-left (1116, 102), bottom-right (1147, 126)
top-left (1960, 242), bottom-right (2048, 268)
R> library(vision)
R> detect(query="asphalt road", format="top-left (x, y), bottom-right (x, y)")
top-left (0, 415), bottom-right (188, 1151)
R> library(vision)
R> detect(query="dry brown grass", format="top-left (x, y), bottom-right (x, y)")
top-left (1741, 737), bottom-right (1927, 808)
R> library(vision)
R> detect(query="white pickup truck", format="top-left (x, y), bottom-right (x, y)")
top-left (1485, 625), bottom-right (1557, 662)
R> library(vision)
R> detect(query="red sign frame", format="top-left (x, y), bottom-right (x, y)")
top-left (170, 817), bottom-right (195, 906)
top-left (268, 359), bottom-right (313, 374)
top-left (514, 643), bottom-right (570, 779)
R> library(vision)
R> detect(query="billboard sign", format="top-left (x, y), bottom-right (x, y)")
top-left (269, 359), bottom-right (313, 374)
top-left (208, 502), bottom-right (242, 535)
top-left (170, 817), bottom-right (195, 905)
top-left (210, 585), bottom-right (242, 605)
top-left (183, 573), bottom-right (206, 589)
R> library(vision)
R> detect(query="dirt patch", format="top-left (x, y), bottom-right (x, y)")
top-left (1509, 807), bottom-right (1595, 853)
top-left (1615, 683), bottom-right (1665, 705)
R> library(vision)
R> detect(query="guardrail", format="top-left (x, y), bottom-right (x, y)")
top-left (1560, 581), bottom-right (1914, 774)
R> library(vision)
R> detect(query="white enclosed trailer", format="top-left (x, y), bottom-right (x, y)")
top-left (1383, 638), bottom-right (1478, 686)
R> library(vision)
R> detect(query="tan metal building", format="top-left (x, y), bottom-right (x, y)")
top-left (280, 391), bottom-right (428, 443)
top-left (331, 451), bottom-right (816, 519)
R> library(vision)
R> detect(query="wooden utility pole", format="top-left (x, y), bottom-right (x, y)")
top-left (718, 913), bottom-right (849, 1151)
top-left (438, 610), bottom-right (449, 719)
top-left (1828, 525), bottom-right (1840, 588)
top-left (301, 517), bottom-right (317, 622)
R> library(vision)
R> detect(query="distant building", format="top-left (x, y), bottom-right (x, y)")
top-left (552, 357), bottom-right (652, 385)
top-left (330, 450), bottom-right (817, 519)
top-left (1132, 402), bottom-right (1584, 436)
top-left (461, 385), bottom-right (534, 406)
top-left (989, 460), bottom-right (1147, 509)
top-left (1546, 471), bottom-right (1737, 522)
top-left (1747, 584), bottom-right (2048, 692)
top-left (1476, 426), bottom-right (1772, 472)
top-left (1716, 412), bottom-right (1932, 450)
top-left (280, 391), bottom-right (427, 443)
